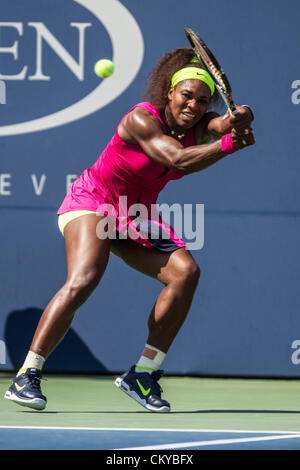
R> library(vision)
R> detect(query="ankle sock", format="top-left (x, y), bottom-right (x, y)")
top-left (17, 351), bottom-right (45, 376)
top-left (135, 344), bottom-right (166, 374)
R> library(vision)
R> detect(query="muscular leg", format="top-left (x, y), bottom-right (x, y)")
top-left (30, 214), bottom-right (111, 359)
top-left (111, 239), bottom-right (200, 353)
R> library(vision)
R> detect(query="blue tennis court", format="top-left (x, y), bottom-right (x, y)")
top-left (1, 426), bottom-right (300, 450)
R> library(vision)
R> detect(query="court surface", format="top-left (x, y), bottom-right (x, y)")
top-left (1, 373), bottom-right (300, 450)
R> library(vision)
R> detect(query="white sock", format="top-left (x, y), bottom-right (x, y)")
top-left (135, 344), bottom-right (166, 374)
top-left (17, 351), bottom-right (45, 376)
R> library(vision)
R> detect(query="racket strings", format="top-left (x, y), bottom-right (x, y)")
top-left (203, 59), bottom-right (227, 90)
top-left (185, 27), bottom-right (235, 112)
top-left (193, 40), bottom-right (227, 89)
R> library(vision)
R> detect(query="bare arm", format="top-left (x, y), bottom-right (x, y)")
top-left (119, 107), bottom-right (255, 176)
top-left (196, 105), bottom-right (254, 142)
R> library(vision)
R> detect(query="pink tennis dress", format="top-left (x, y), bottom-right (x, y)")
top-left (57, 102), bottom-right (195, 251)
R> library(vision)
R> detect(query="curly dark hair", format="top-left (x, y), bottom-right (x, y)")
top-left (143, 47), bottom-right (223, 112)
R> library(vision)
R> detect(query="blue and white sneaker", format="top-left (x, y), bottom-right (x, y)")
top-left (4, 368), bottom-right (47, 410)
top-left (115, 366), bottom-right (170, 413)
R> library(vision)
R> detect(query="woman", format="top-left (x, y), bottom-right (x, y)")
top-left (5, 48), bottom-right (254, 413)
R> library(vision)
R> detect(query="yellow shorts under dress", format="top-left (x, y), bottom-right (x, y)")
top-left (57, 210), bottom-right (184, 252)
top-left (58, 210), bottom-right (97, 236)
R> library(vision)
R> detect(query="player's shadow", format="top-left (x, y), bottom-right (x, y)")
top-left (4, 307), bottom-right (108, 373)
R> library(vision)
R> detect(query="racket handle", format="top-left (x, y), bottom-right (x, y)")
top-left (231, 105), bottom-right (254, 120)
top-left (230, 107), bottom-right (239, 116)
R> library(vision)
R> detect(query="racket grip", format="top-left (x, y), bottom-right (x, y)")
top-left (221, 133), bottom-right (238, 155)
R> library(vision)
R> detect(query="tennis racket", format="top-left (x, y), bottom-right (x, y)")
top-left (185, 26), bottom-right (238, 116)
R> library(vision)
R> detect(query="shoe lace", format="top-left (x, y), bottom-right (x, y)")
top-left (27, 371), bottom-right (47, 390)
top-left (30, 376), bottom-right (42, 390)
top-left (150, 370), bottom-right (164, 396)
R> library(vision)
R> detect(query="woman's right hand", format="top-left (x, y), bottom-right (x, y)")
top-left (231, 127), bottom-right (256, 150)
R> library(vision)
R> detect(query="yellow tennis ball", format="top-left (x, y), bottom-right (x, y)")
top-left (94, 59), bottom-right (114, 78)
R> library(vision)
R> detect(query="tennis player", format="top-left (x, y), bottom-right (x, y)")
top-left (5, 48), bottom-right (254, 412)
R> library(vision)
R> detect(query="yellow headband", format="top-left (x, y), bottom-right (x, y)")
top-left (171, 66), bottom-right (215, 96)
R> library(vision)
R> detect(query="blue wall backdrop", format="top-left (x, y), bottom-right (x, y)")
top-left (1, 0), bottom-right (300, 376)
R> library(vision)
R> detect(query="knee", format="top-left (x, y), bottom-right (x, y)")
top-left (180, 260), bottom-right (201, 287)
top-left (166, 259), bottom-right (200, 289)
top-left (66, 268), bottom-right (101, 300)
